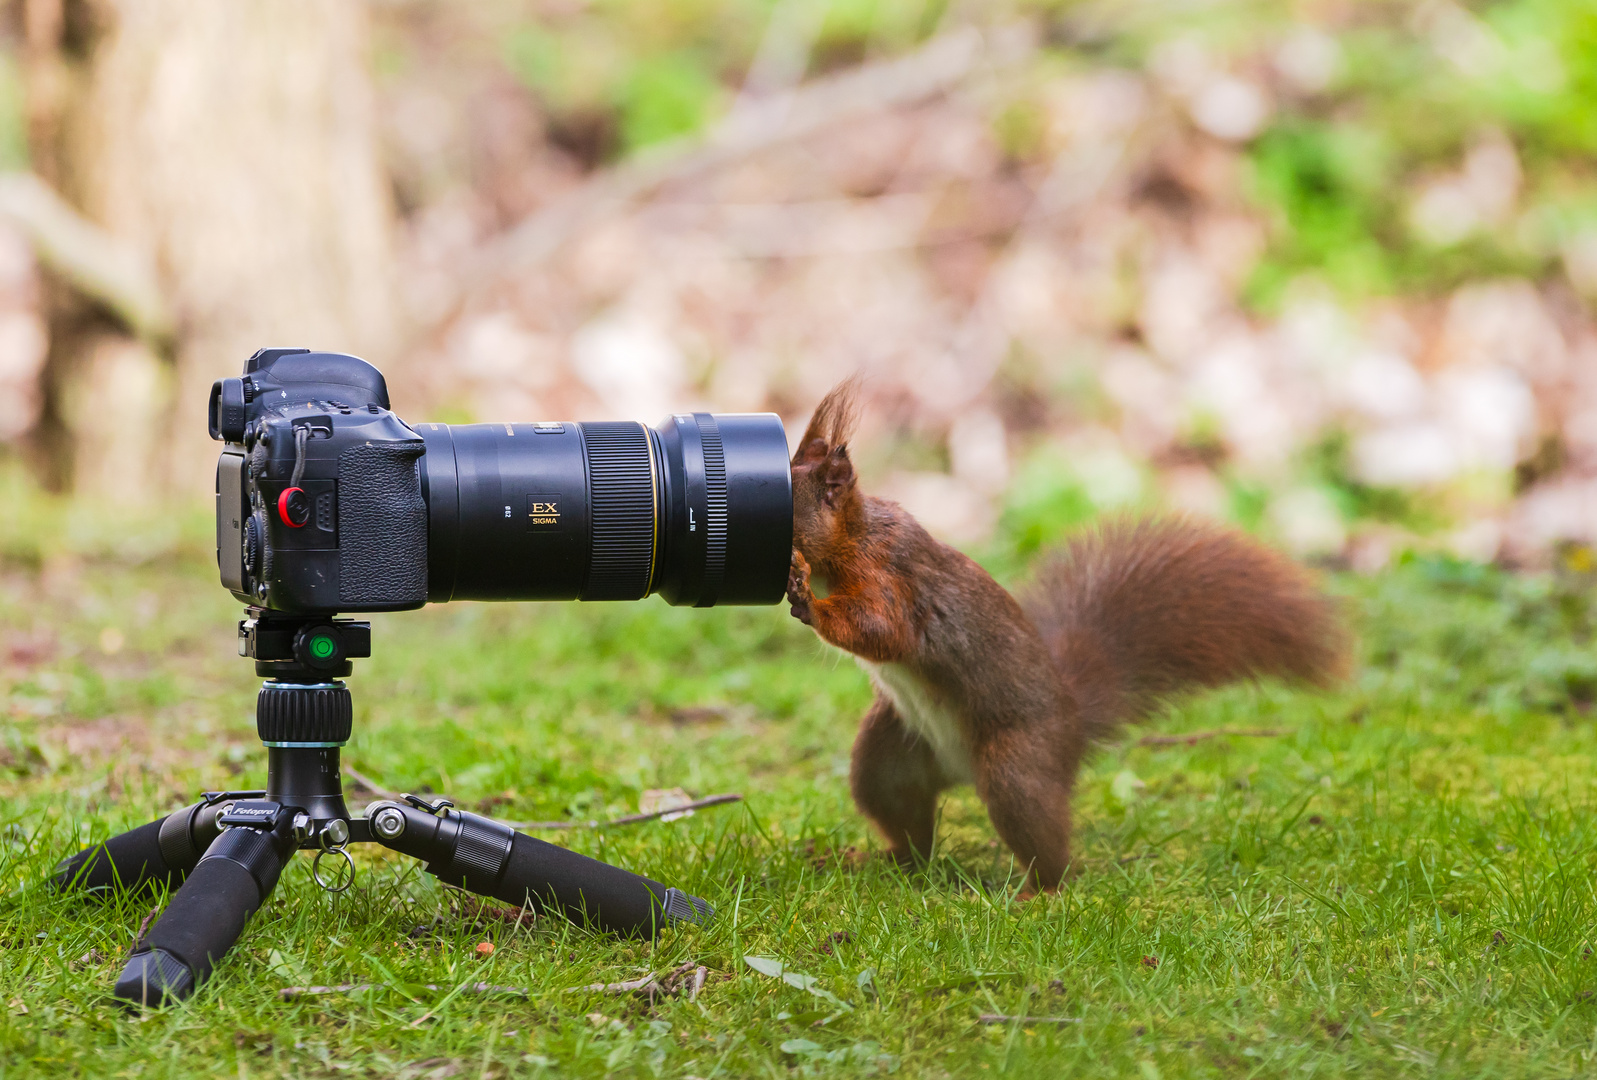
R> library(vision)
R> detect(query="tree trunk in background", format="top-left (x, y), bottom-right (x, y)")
top-left (24, 0), bottom-right (395, 497)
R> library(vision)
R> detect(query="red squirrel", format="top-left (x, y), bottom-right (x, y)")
top-left (786, 380), bottom-right (1350, 892)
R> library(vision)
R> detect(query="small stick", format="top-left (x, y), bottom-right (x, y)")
top-left (279, 982), bottom-right (528, 1001)
top-left (339, 772), bottom-right (741, 830)
top-left (1136, 728), bottom-right (1284, 747)
top-left (280, 983), bottom-right (373, 999)
top-left (573, 973), bottom-right (658, 994)
top-left (689, 966), bottom-right (708, 1002)
top-left (978, 1014), bottom-right (1082, 1024)
top-left (504, 793), bottom-right (743, 831)
top-left (341, 764), bottom-right (399, 800)
top-left (130, 906), bottom-right (160, 954)
top-left (573, 962), bottom-right (701, 997)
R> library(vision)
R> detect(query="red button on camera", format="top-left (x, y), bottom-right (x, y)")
top-left (278, 487), bottom-right (310, 528)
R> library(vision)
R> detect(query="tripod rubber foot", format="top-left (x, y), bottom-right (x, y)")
top-left (662, 888), bottom-right (713, 926)
top-left (113, 948), bottom-right (194, 1009)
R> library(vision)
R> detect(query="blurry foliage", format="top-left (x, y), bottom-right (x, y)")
top-left (982, 445), bottom-right (1126, 581)
top-left (502, 0), bottom-right (946, 157)
top-left (0, 51), bottom-right (26, 170)
top-left (1244, 0), bottom-right (1597, 308)
top-left (1299, 429), bottom-right (1445, 534)
top-left (490, 0), bottom-right (1597, 316)
top-left (616, 50), bottom-right (728, 149)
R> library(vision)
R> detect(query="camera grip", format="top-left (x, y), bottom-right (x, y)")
top-left (337, 441), bottom-right (427, 607)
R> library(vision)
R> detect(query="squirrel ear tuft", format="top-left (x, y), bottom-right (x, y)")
top-left (794, 376), bottom-right (863, 464)
top-left (820, 445), bottom-right (855, 506)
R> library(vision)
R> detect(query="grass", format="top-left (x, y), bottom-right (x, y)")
top-left (6, 496), bottom-right (1597, 1077)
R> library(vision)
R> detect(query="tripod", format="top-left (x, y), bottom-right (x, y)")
top-left (51, 612), bottom-right (712, 1009)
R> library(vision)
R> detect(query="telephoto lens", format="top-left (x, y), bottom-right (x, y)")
top-left (417, 414), bottom-right (792, 607)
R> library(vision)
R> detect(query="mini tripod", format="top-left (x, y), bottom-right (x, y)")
top-left (52, 612), bottom-right (712, 1009)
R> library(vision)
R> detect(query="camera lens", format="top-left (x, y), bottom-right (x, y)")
top-left (419, 415), bottom-right (791, 607)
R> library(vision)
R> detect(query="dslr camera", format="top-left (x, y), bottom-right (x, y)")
top-left (210, 348), bottom-right (793, 624)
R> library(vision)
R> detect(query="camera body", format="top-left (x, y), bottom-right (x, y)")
top-left (214, 348), bottom-right (425, 613)
top-left (212, 348), bottom-right (793, 616)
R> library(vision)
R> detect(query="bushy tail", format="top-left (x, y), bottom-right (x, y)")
top-left (1020, 515), bottom-right (1350, 741)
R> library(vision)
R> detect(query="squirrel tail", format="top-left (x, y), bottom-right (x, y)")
top-left (1020, 515), bottom-right (1351, 742)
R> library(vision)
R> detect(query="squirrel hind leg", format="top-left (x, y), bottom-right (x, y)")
top-left (850, 694), bottom-right (948, 865)
top-left (973, 731), bottom-right (1078, 893)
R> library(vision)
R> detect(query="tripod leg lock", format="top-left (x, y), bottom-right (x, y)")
top-left (365, 800), bottom-right (713, 938)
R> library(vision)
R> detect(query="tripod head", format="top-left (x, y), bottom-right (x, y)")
top-left (237, 610), bottom-right (369, 829)
top-left (239, 609), bottom-right (371, 681)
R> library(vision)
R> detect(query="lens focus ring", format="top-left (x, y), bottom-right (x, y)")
top-left (696, 414), bottom-right (728, 604)
top-left (580, 422), bottom-right (657, 600)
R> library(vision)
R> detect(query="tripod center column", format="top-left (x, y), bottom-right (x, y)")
top-left (259, 680), bottom-right (353, 824)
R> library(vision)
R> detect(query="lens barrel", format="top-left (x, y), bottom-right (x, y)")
top-left (419, 414), bottom-right (791, 607)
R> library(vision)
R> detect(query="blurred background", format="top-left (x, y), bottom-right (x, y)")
top-left (0, 0), bottom-right (1593, 569)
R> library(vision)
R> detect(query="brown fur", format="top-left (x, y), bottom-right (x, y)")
top-left (788, 380), bottom-right (1350, 892)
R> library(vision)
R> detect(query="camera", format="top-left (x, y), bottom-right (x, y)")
top-left (210, 348), bottom-right (793, 616)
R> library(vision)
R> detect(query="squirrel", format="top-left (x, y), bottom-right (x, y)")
top-left (786, 380), bottom-right (1350, 893)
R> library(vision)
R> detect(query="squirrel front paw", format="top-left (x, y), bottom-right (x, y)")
top-left (787, 549), bottom-right (814, 625)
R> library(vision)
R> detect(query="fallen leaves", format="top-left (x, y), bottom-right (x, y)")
top-left (743, 955), bottom-right (853, 1013)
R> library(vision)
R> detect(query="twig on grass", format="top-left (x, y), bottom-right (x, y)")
top-left (340, 764), bottom-right (399, 800)
top-left (340, 765), bottom-right (741, 830)
top-left (130, 907), bottom-right (159, 955)
top-left (504, 793), bottom-right (743, 831)
top-left (978, 1014), bottom-right (1082, 1024)
top-left (573, 961), bottom-right (704, 1003)
top-left (279, 982), bottom-right (528, 1001)
top-left (280, 963), bottom-right (712, 1005)
top-left (1136, 728), bottom-right (1285, 747)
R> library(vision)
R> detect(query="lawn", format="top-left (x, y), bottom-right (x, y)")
top-left (5, 485), bottom-right (1597, 1078)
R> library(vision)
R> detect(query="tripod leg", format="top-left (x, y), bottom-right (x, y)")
top-left (114, 815), bottom-right (296, 1008)
top-left (368, 801), bottom-right (712, 938)
top-left (52, 799), bottom-right (224, 896)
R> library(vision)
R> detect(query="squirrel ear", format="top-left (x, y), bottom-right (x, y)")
top-left (794, 377), bottom-right (862, 466)
top-left (820, 446), bottom-right (855, 506)
top-left (794, 436), bottom-right (830, 466)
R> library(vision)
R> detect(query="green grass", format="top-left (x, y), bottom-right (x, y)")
top-left (6, 500), bottom-right (1597, 1077)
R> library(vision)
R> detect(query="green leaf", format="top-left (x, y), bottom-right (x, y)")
top-left (781, 1038), bottom-right (823, 1055)
top-left (743, 955), bottom-right (853, 1011)
top-left (743, 955), bottom-right (784, 978)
